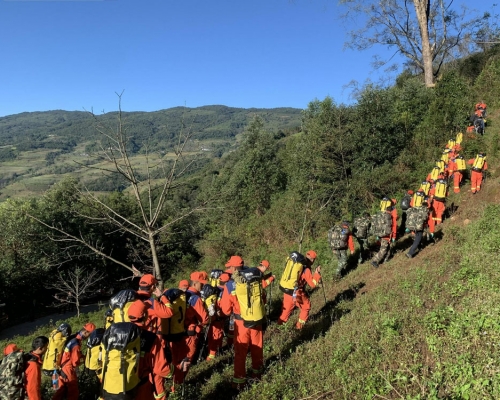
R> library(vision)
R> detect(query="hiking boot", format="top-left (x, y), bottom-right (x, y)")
top-left (371, 261), bottom-right (379, 268)
top-left (295, 321), bottom-right (304, 330)
top-left (406, 253), bottom-right (412, 259)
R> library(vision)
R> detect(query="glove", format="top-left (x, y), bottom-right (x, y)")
top-left (391, 238), bottom-right (395, 243)
top-left (405, 228), bottom-right (410, 233)
top-left (376, 236), bottom-right (380, 240)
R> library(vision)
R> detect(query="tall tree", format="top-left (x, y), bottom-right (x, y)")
top-left (341, 0), bottom-right (486, 86)
top-left (27, 94), bottom-right (207, 286)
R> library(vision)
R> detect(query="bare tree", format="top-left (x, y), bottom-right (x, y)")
top-left (340, 0), bottom-right (487, 87)
top-left (27, 93), bottom-right (208, 287)
top-left (48, 266), bottom-right (105, 317)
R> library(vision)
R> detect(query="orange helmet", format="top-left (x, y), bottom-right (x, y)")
top-left (306, 250), bottom-right (317, 260)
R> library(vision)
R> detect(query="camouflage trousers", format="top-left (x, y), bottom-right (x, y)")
top-left (372, 239), bottom-right (391, 264)
top-left (355, 237), bottom-right (368, 263)
top-left (333, 249), bottom-right (348, 276)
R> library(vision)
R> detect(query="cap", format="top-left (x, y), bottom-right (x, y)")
top-left (3, 343), bottom-right (19, 356)
top-left (83, 323), bottom-right (96, 334)
top-left (190, 271), bottom-right (208, 284)
top-left (225, 255), bottom-right (244, 268)
top-left (407, 190), bottom-right (414, 195)
top-left (306, 250), bottom-right (317, 260)
top-left (139, 274), bottom-right (157, 287)
top-left (127, 300), bottom-right (148, 322)
top-left (178, 280), bottom-right (189, 290)
top-left (259, 260), bottom-right (270, 268)
top-left (219, 272), bottom-right (231, 283)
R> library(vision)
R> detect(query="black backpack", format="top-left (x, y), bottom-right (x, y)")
top-left (400, 194), bottom-right (411, 211)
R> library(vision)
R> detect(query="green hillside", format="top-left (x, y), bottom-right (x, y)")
top-left (0, 106), bottom-right (302, 200)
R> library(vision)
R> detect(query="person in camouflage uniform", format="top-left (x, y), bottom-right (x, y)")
top-left (328, 222), bottom-right (355, 279)
top-left (353, 212), bottom-right (371, 265)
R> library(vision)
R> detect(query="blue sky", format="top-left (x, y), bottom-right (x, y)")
top-left (0, 0), bottom-right (491, 117)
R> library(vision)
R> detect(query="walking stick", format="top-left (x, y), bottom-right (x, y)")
top-left (197, 324), bottom-right (211, 363)
top-left (267, 280), bottom-right (273, 318)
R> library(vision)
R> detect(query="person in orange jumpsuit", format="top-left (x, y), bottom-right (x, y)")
top-left (468, 153), bottom-right (488, 194)
top-left (428, 175), bottom-right (447, 225)
top-left (277, 250), bottom-right (322, 329)
top-left (25, 336), bottom-right (49, 400)
top-left (136, 274), bottom-right (174, 333)
top-left (371, 202), bottom-right (397, 268)
top-left (220, 258), bottom-right (268, 390)
top-left (448, 155), bottom-right (466, 193)
top-left (219, 255), bottom-right (245, 349)
top-left (52, 323), bottom-right (95, 400)
top-left (127, 300), bottom-right (170, 400)
top-left (170, 272), bottom-right (209, 392)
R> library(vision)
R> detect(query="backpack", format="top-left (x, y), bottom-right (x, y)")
top-left (279, 252), bottom-right (305, 294)
top-left (456, 132), bottom-right (463, 144)
top-left (160, 289), bottom-right (188, 341)
top-left (400, 195), bottom-right (412, 211)
top-left (84, 328), bottom-right (105, 372)
top-left (430, 166), bottom-right (441, 180)
top-left (353, 216), bottom-right (371, 238)
top-left (109, 289), bottom-right (137, 324)
top-left (447, 139), bottom-right (456, 149)
top-left (434, 178), bottom-right (448, 200)
top-left (474, 118), bottom-right (484, 134)
top-left (472, 154), bottom-right (486, 171)
top-left (327, 225), bottom-right (349, 250)
top-left (42, 328), bottom-right (70, 375)
top-left (234, 268), bottom-right (266, 328)
top-left (455, 155), bottom-right (466, 171)
top-left (406, 206), bottom-right (428, 232)
top-left (379, 198), bottom-right (392, 212)
top-left (441, 152), bottom-right (450, 163)
top-left (371, 211), bottom-right (392, 237)
top-left (419, 181), bottom-right (431, 196)
top-left (0, 350), bottom-right (30, 400)
top-left (435, 160), bottom-right (445, 173)
top-left (209, 269), bottom-right (224, 288)
top-left (412, 191), bottom-right (426, 208)
top-left (200, 284), bottom-right (221, 317)
top-left (100, 323), bottom-right (155, 397)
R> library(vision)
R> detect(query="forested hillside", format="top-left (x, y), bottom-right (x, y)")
top-left (0, 106), bottom-right (301, 198)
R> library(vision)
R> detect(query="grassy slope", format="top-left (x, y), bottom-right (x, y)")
top-left (177, 120), bottom-right (500, 399)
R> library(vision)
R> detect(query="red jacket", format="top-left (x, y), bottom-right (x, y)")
top-left (59, 335), bottom-right (84, 381)
top-left (25, 352), bottom-right (43, 400)
top-left (137, 290), bottom-right (174, 333)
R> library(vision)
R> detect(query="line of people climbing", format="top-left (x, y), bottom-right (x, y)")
top-left (328, 102), bottom-right (489, 276)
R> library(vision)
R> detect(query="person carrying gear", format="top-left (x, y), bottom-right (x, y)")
top-left (129, 300), bottom-right (170, 400)
top-left (136, 274), bottom-right (174, 334)
top-left (219, 255), bottom-right (245, 349)
top-left (24, 336), bottom-right (49, 400)
top-left (353, 212), bottom-right (371, 264)
top-left (42, 322), bottom-right (72, 376)
top-left (171, 271), bottom-right (209, 391)
top-left (220, 264), bottom-right (267, 391)
top-left (370, 200), bottom-right (397, 268)
top-left (448, 154), bottom-right (466, 193)
top-left (328, 222), bottom-right (355, 279)
top-left (405, 200), bottom-right (430, 259)
top-left (468, 153), bottom-right (488, 194)
top-left (277, 250), bottom-right (321, 329)
top-left (399, 191), bottom-right (413, 236)
top-left (427, 166), bottom-right (442, 182)
top-left (52, 323), bottom-right (95, 400)
top-left (428, 175), bottom-right (447, 225)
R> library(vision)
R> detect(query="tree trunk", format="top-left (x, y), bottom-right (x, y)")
top-left (413, 0), bottom-right (435, 87)
top-left (148, 232), bottom-right (163, 288)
